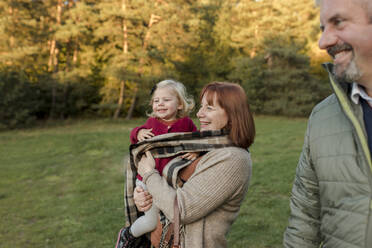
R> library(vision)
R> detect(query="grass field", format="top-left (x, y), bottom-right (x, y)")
top-left (0, 116), bottom-right (308, 248)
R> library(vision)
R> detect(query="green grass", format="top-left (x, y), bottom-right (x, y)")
top-left (0, 116), bottom-right (307, 248)
top-left (228, 116), bottom-right (307, 248)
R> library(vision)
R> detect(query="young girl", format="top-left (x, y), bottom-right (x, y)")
top-left (116, 79), bottom-right (198, 247)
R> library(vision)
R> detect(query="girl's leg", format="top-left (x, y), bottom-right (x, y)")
top-left (130, 180), bottom-right (159, 237)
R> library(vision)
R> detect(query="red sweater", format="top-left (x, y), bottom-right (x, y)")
top-left (130, 117), bottom-right (197, 180)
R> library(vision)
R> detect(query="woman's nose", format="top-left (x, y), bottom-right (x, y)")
top-left (196, 108), bottom-right (203, 118)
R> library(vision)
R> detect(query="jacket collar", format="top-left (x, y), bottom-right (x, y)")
top-left (322, 63), bottom-right (350, 95)
top-left (322, 62), bottom-right (372, 171)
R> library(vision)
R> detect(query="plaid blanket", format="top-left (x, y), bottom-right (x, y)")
top-left (124, 130), bottom-right (233, 227)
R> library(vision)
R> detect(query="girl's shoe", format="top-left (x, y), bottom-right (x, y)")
top-left (115, 227), bottom-right (136, 248)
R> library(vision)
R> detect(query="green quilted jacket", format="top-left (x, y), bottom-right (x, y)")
top-left (283, 63), bottom-right (372, 248)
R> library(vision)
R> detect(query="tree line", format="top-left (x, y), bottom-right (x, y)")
top-left (0, 0), bottom-right (331, 129)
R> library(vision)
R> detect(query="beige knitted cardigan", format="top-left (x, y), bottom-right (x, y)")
top-left (143, 146), bottom-right (252, 248)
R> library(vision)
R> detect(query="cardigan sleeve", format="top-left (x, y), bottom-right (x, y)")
top-left (144, 148), bottom-right (251, 224)
top-left (130, 118), bottom-right (152, 144)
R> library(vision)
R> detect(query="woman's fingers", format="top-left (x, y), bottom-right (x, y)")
top-left (133, 186), bottom-right (153, 212)
top-left (181, 152), bottom-right (198, 160)
top-left (141, 198), bottom-right (152, 207)
top-left (141, 203), bottom-right (152, 212)
top-left (135, 186), bottom-right (144, 193)
top-left (182, 154), bottom-right (190, 160)
top-left (137, 198), bottom-right (152, 212)
top-left (140, 196), bottom-right (153, 211)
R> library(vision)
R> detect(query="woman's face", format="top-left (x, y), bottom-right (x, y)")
top-left (197, 92), bottom-right (228, 131)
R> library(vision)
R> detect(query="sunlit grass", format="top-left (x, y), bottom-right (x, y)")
top-left (0, 117), bottom-right (307, 247)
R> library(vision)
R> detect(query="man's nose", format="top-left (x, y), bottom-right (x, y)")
top-left (318, 27), bottom-right (338, 50)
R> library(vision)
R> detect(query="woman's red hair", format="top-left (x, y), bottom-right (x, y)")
top-left (200, 82), bottom-right (255, 149)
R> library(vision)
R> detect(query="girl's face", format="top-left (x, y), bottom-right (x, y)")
top-left (152, 87), bottom-right (182, 121)
top-left (197, 92), bottom-right (228, 131)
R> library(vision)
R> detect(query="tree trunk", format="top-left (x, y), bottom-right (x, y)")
top-left (122, 0), bottom-right (128, 54)
top-left (48, 39), bottom-right (56, 72)
top-left (50, 48), bottom-right (60, 118)
top-left (73, 37), bottom-right (79, 65)
top-left (113, 0), bottom-right (128, 119)
top-left (8, 6), bottom-right (14, 49)
top-left (49, 0), bottom-right (63, 119)
top-left (113, 80), bottom-right (125, 119)
top-left (125, 13), bottom-right (160, 120)
top-left (125, 87), bottom-right (137, 120)
top-left (72, 0), bottom-right (79, 67)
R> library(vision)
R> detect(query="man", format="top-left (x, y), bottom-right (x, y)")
top-left (283, 0), bottom-right (372, 247)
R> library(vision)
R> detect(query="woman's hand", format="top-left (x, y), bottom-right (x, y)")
top-left (138, 151), bottom-right (156, 176)
top-left (133, 186), bottom-right (153, 212)
top-left (181, 152), bottom-right (199, 161)
top-left (137, 128), bottom-right (154, 141)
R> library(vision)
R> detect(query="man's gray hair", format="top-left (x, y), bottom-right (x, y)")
top-left (315, 0), bottom-right (372, 23)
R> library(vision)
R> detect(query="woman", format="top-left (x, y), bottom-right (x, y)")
top-left (134, 82), bottom-right (255, 248)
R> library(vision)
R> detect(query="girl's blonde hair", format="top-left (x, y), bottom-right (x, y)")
top-left (149, 79), bottom-right (195, 118)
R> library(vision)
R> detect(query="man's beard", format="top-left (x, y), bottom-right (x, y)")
top-left (328, 43), bottom-right (363, 83)
top-left (333, 55), bottom-right (363, 83)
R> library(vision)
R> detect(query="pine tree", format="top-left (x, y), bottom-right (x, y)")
top-left (217, 0), bottom-right (320, 57)
top-left (95, 0), bottom-right (198, 118)
top-left (229, 36), bottom-right (330, 116)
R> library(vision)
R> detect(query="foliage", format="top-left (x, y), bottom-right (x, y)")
top-left (173, 1), bottom-right (234, 98)
top-left (0, 0), bottom-right (331, 127)
top-left (0, 66), bottom-right (102, 129)
top-left (0, 68), bottom-right (40, 129)
top-left (230, 36), bottom-right (331, 117)
top-left (0, 117), bottom-right (307, 247)
top-left (220, 0), bottom-right (320, 56)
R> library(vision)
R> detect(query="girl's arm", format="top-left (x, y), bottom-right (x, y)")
top-left (130, 118), bottom-right (153, 144)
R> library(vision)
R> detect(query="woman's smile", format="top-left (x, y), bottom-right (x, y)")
top-left (197, 92), bottom-right (228, 131)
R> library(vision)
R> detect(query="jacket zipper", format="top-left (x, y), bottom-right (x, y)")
top-left (324, 61), bottom-right (372, 248)
top-left (328, 74), bottom-right (372, 173)
top-left (327, 70), bottom-right (372, 214)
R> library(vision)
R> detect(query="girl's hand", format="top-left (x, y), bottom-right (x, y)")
top-left (133, 186), bottom-right (153, 212)
top-left (138, 151), bottom-right (156, 176)
top-left (181, 152), bottom-right (199, 161)
top-left (137, 128), bottom-right (154, 141)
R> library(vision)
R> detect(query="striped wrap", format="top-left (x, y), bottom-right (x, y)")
top-left (124, 130), bottom-right (233, 228)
